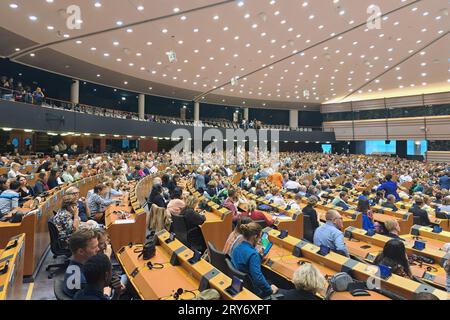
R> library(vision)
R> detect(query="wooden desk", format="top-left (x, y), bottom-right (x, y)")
top-left (105, 193), bottom-right (146, 253)
top-left (330, 291), bottom-right (391, 300)
top-left (198, 200), bottom-right (233, 251)
top-left (117, 230), bottom-right (260, 300)
top-left (344, 226), bottom-right (449, 290)
top-left (410, 225), bottom-right (450, 243)
top-left (0, 234), bottom-right (25, 300)
top-left (0, 174), bottom-right (105, 278)
top-left (264, 228), bottom-right (449, 300)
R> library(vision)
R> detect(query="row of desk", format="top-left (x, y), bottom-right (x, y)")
top-left (117, 230), bottom-right (259, 300)
top-left (0, 174), bottom-right (105, 279)
top-left (261, 228), bottom-right (449, 300)
top-left (0, 234), bottom-right (25, 300)
top-left (344, 226), bottom-right (450, 290)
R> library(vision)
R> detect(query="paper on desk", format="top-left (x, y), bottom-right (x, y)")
top-left (114, 219), bottom-right (135, 224)
top-left (275, 216), bottom-right (291, 221)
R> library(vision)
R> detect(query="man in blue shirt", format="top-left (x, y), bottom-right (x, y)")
top-left (313, 210), bottom-right (349, 257)
top-left (332, 191), bottom-right (352, 211)
top-left (439, 173), bottom-right (450, 190)
top-left (377, 174), bottom-right (400, 201)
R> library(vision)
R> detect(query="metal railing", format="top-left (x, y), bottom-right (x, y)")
top-left (0, 86), bottom-right (324, 131)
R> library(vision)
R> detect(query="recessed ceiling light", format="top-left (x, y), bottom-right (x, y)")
top-left (137, 5), bottom-right (144, 11)
top-left (94, 2), bottom-right (102, 8)
top-left (9, 3), bottom-right (18, 9)
top-left (29, 15), bottom-right (38, 21)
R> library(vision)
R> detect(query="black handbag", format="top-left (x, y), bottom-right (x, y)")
top-left (137, 231), bottom-right (157, 260)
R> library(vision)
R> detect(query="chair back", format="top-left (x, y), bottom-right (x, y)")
top-left (225, 258), bottom-right (255, 294)
top-left (413, 215), bottom-right (422, 226)
top-left (47, 217), bottom-right (71, 257)
top-left (253, 220), bottom-right (267, 229)
top-left (54, 279), bottom-right (73, 300)
top-left (171, 214), bottom-right (189, 246)
top-left (208, 242), bottom-right (230, 275)
top-left (303, 215), bottom-right (315, 243)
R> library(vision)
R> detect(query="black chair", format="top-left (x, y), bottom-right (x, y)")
top-left (225, 258), bottom-right (256, 294)
top-left (303, 215), bottom-right (314, 243)
top-left (170, 214), bottom-right (199, 249)
top-left (253, 220), bottom-right (267, 229)
top-left (46, 217), bottom-right (72, 279)
top-left (54, 279), bottom-right (73, 300)
top-left (208, 242), bottom-right (230, 275)
top-left (413, 216), bottom-right (422, 226)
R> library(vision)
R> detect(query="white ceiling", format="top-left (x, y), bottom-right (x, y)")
top-left (0, 0), bottom-right (449, 109)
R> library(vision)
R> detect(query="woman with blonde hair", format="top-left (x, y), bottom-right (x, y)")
top-left (279, 263), bottom-right (327, 300)
top-left (179, 195), bottom-right (206, 252)
top-left (242, 200), bottom-right (274, 226)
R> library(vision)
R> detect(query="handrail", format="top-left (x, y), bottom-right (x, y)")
top-left (0, 85), bottom-right (324, 131)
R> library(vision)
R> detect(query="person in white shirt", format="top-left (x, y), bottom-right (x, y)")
top-left (399, 174), bottom-right (413, 184)
top-left (271, 187), bottom-right (286, 207)
top-left (285, 177), bottom-right (301, 192)
top-left (7, 163), bottom-right (25, 180)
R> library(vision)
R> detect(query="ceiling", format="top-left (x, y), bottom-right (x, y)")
top-left (0, 0), bottom-right (449, 110)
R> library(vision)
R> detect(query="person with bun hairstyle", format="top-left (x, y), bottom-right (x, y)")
top-left (231, 222), bottom-right (278, 298)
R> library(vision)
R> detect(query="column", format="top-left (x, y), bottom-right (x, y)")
top-left (289, 109), bottom-right (298, 129)
top-left (243, 108), bottom-right (249, 121)
top-left (194, 102), bottom-right (200, 122)
top-left (138, 94), bottom-right (145, 120)
top-left (70, 79), bottom-right (79, 104)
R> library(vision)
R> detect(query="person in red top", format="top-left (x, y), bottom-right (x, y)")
top-left (268, 172), bottom-right (283, 188)
top-left (223, 189), bottom-right (240, 222)
top-left (242, 201), bottom-right (274, 226)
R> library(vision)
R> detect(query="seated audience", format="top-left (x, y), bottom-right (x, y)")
top-left (384, 218), bottom-right (403, 240)
top-left (242, 201), bottom-right (274, 227)
top-left (33, 172), bottom-right (49, 195)
top-left (408, 196), bottom-right (431, 226)
top-left (74, 253), bottom-right (112, 300)
top-left (356, 199), bottom-right (375, 231)
top-left (179, 196), bottom-right (206, 252)
top-left (54, 196), bottom-right (81, 246)
top-left (313, 210), bottom-right (349, 257)
top-left (47, 168), bottom-right (63, 190)
top-left (374, 238), bottom-right (413, 279)
top-left (381, 194), bottom-right (399, 212)
top-left (17, 175), bottom-right (35, 201)
top-left (332, 191), bottom-right (352, 211)
top-left (0, 180), bottom-right (20, 218)
top-left (223, 189), bottom-right (240, 222)
top-left (231, 222), bottom-right (278, 298)
top-left (63, 229), bottom-right (100, 298)
top-left (87, 184), bottom-right (116, 223)
top-left (148, 184), bottom-right (166, 208)
top-left (223, 216), bottom-right (253, 255)
top-left (167, 187), bottom-right (186, 216)
top-left (438, 196), bottom-right (450, 213)
top-left (302, 196), bottom-right (320, 235)
top-left (278, 263), bottom-right (327, 300)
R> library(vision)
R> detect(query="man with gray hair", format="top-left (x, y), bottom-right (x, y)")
top-left (66, 186), bottom-right (88, 222)
top-left (382, 194), bottom-right (398, 212)
top-left (313, 209), bottom-right (349, 257)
